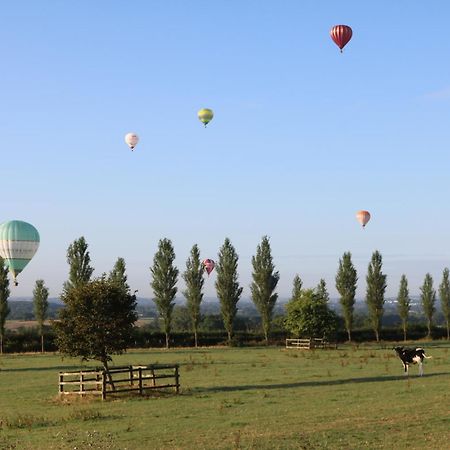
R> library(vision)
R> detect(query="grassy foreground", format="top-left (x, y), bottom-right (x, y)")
top-left (0, 343), bottom-right (449, 449)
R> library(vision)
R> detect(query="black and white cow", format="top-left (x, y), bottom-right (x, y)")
top-left (393, 346), bottom-right (432, 376)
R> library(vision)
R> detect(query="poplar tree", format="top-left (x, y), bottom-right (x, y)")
top-left (335, 252), bottom-right (358, 341)
top-left (0, 257), bottom-right (10, 354)
top-left (33, 279), bottom-right (49, 352)
top-left (182, 244), bottom-right (204, 347)
top-left (420, 273), bottom-right (436, 338)
top-left (215, 238), bottom-right (243, 345)
top-left (150, 238), bottom-right (179, 349)
top-left (109, 257), bottom-right (129, 292)
top-left (251, 236), bottom-right (280, 344)
top-left (396, 275), bottom-right (410, 342)
top-left (291, 275), bottom-right (303, 301)
top-left (315, 279), bottom-right (330, 303)
top-left (64, 236), bottom-right (94, 292)
top-left (365, 251), bottom-right (387, 342)
top-left (439, 268), bottom-right (450, 340)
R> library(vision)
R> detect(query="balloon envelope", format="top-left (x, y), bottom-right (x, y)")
top-left (330, 25), bottom-right (353, 52)
top-left (125, 132), bottom-right (139, 150)
top-left (356, 210), bottom-right (371, 228)
top-left (0, 220), bottom-right (40, 285)
top-left (198, 108), bottom-right (214, 127)
top-left (203, 259), bottom-right (215, 276)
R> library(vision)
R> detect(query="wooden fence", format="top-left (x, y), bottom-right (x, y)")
top-left (286, 338), bottom-right (336, 349)
top-left (59, 363), bottom-right (179, 400)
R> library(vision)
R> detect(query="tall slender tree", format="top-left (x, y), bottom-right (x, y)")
top-left (182, 244), bottom-right (204, 347)
top-left (335, 252), bottom-right (358, 342)
top-left (291, 275), bottom-right (303, 301)
top-left (150, 239), bottom-right (178, 349)
top-left (251, 236), bottom-right (280, 344)
top-left (439, 268), bottom-right (450, 340)
top-left (64, 236), bottom-right (94, 291)
top-left (420, 273), bottom-right (436, 338)
top-left (33, 279), bottom-right (49, 352)
top-left (396, 275), bottom-right (410, 342)
top-left (365, 250), bottom-right (387, 342)
top-left (109, 257), bottom-right (129, 292)
top-left (315, 279), bottom-right (330, 303)
top-left (0, 257), bottom-right (10, 354)
top-left (215, 238), bottom-right (243, 345)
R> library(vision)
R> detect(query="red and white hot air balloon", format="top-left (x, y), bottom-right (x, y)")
top-left (330, 25), bottom-right (353, 52)
top-left (203, 259), bottom-right (215, 276)
top-left (356, 210), bottom-right (371, 228)
top-left (124, 132), bottom-right (139, 151)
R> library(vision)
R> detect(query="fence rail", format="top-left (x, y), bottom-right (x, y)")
top-left (285, 338), bottom-right (336, 349)
top-left (59, 364), bottom-right (179, 400)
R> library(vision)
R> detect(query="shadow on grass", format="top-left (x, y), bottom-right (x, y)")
top-left (190, 372), bottom-right (449, 394)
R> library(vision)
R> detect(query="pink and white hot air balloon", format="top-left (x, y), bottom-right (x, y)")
top-left (356, 210), bottom-right (371, 228)
top-left (203, 259), bottom-right (215, 276)
top-left (124, 132), bottom-right (139, 151)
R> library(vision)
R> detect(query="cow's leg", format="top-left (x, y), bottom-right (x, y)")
top-left (419, 362), bottom-right (423, 376)
top-left (404, 363), bottom-right (408, 375)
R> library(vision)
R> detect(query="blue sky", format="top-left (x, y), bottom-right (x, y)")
top-left (1, 1), bottom-right (450, 300)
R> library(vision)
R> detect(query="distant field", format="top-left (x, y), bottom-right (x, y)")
top-left (0, 343), bottom-right (449, 449)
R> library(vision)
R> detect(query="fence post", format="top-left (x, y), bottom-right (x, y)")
top-left (80, 372), bottom-right (84, 395)
top-left (129, 365), bottom-right (134, 386)
top-left (102, 372), bottom-right (107, 400)
top-left (175, 365), bottom-right (180, 394)
top-left (138, 367), bottom-right (143, 395)
top-left (151, 368), bottom-right (156, 387)
top-left (59, 373), bottom-right (63, 396)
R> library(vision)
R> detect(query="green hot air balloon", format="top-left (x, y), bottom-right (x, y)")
top-left (0, 220), bottom-right (40, 286)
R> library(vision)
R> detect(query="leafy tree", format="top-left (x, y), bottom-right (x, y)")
top-left (396, 275), bottom-right (410, 342)
top-left (33, 279), bottom-right (49, 352)
top-left (251, 236), bottom-right (280, 344)
top-left (64, 237), bottom-right (94, 291)
top-left (0, 257), bottom-right (10, 354)
top-left (420, 273), bottom-right (436, 338)
top-left (284, 289), bottom-right (337, 339)
top-left (315, 279), bottom-right (330, 303)
top-left (291, 275), bottom-right (303, 301)
top-left (215, 238), bottom-right (243, 345)
top-left (365, 250), bottom-right (387, 342)
top-left (150, 238), bottom-right (179, 349)
top-left (172, 305), bottom-right (192, 332)
top-left (182, 244), bottom-right (204, 347)
top-left (54, 277), bottom-right (138, 381)
top-left (335, 252), bottom-right (358, 341)
top-left (439, 268), bottom-right (450, 340)
top-left (109, 257), bottom-right (129, 292)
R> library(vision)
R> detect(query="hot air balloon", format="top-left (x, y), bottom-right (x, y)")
top-left (198, 108), bottom-right (214, 127)
top-left (203, 259), bottom-right (215, 276)
top-left (356, 210), bottom-right (371, 228)
top-left (330, 25), bottom-right (353, 52)
top-left (0, 220), bottom-right (40, 286)
top-left (125, 132), bottom-right (139, 150)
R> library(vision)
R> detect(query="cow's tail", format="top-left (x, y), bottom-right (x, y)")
top-left (423, 354), bottom-right (433, 359)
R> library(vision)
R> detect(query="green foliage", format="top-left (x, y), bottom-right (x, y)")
top-left (215, 238), bottom-right (243, 344)
top-left (172, 305), bottom-right (192, 332)
top-left (150, 238), bottom-right (179, 348)
top-left (291, 275), bottom-right (303, 301)
top-left (284, 289), bottom-right (338, 339)
top-left (420, 273), bottom-right (436, 337)
top-left (0, 256), bottom-right (10, 354)
top-left (439, 268), bottom-right (450, 339)
top-left (54, 277), bottom-right (137, 368)
top-left (182, 244), bottom-right (204, 346)
top-left (396, 274), bottom-right (410, 341)
top-left (33, 279), bottom-right (49, 352)
top-left (64, 236), bottom-right (94, 292)
top-left (109, 257), bottom-right (129, 292)
top-left (250, 236), bottom-right (279, 343)
top-left (315, 279), bottom-right (329, 303)
top-left (335, 252), bottom-right (357, 341)
top-left (365, 250), bottom-right (387, 342)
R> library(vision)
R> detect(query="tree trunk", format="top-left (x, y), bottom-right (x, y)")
top-left (447, 321), bottom-right (449, 340)
top-left (194, 330), bottom-right (198, 348)
top-left (227, 330), bottom-right (232, 346)
top-left (165, 332), bottom-right (169, 349)
top-left (427, 319), bottom-right (431, 338)
top-left (0, 334), bottom-right (3, 355)
top-left (375, 329), bottom-right (379, 342)
top-left (264, 329), bottom-right (269, 346)
top-left (347, 328), bottom-right (351, 342)
top-left (103, 359), bottom-right (115, 391)
top-left (41, 334), bottom-right (44, 353)
top-left (403, 324), bottom-right (407, 343)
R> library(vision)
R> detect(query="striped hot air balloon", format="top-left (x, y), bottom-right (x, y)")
top-left (356, 210), bottom-right (371, 228)
top-left (203, 259), bottom-right (215, 276)
top-left (330, 25), bottom-right (353, 52)
top-left (198, 108), bottom-right (214, 127)
top-left (0, 220), bottom-right (40, 286)
top-left (125, 132), bottom-right (139, 150)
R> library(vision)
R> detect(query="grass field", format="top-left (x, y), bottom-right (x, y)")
top-left (0, 342), bottom-right (449, 449)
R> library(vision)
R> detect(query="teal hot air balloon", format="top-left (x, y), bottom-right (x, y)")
top-left (0, 220), bottom-right (40, 286)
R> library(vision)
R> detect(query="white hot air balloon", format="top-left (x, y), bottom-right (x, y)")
top-left (125, 133), bottom-right (139, 151)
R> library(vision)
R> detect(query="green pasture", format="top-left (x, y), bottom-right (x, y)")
top-left (0, 343), bottom-right (449, 449)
